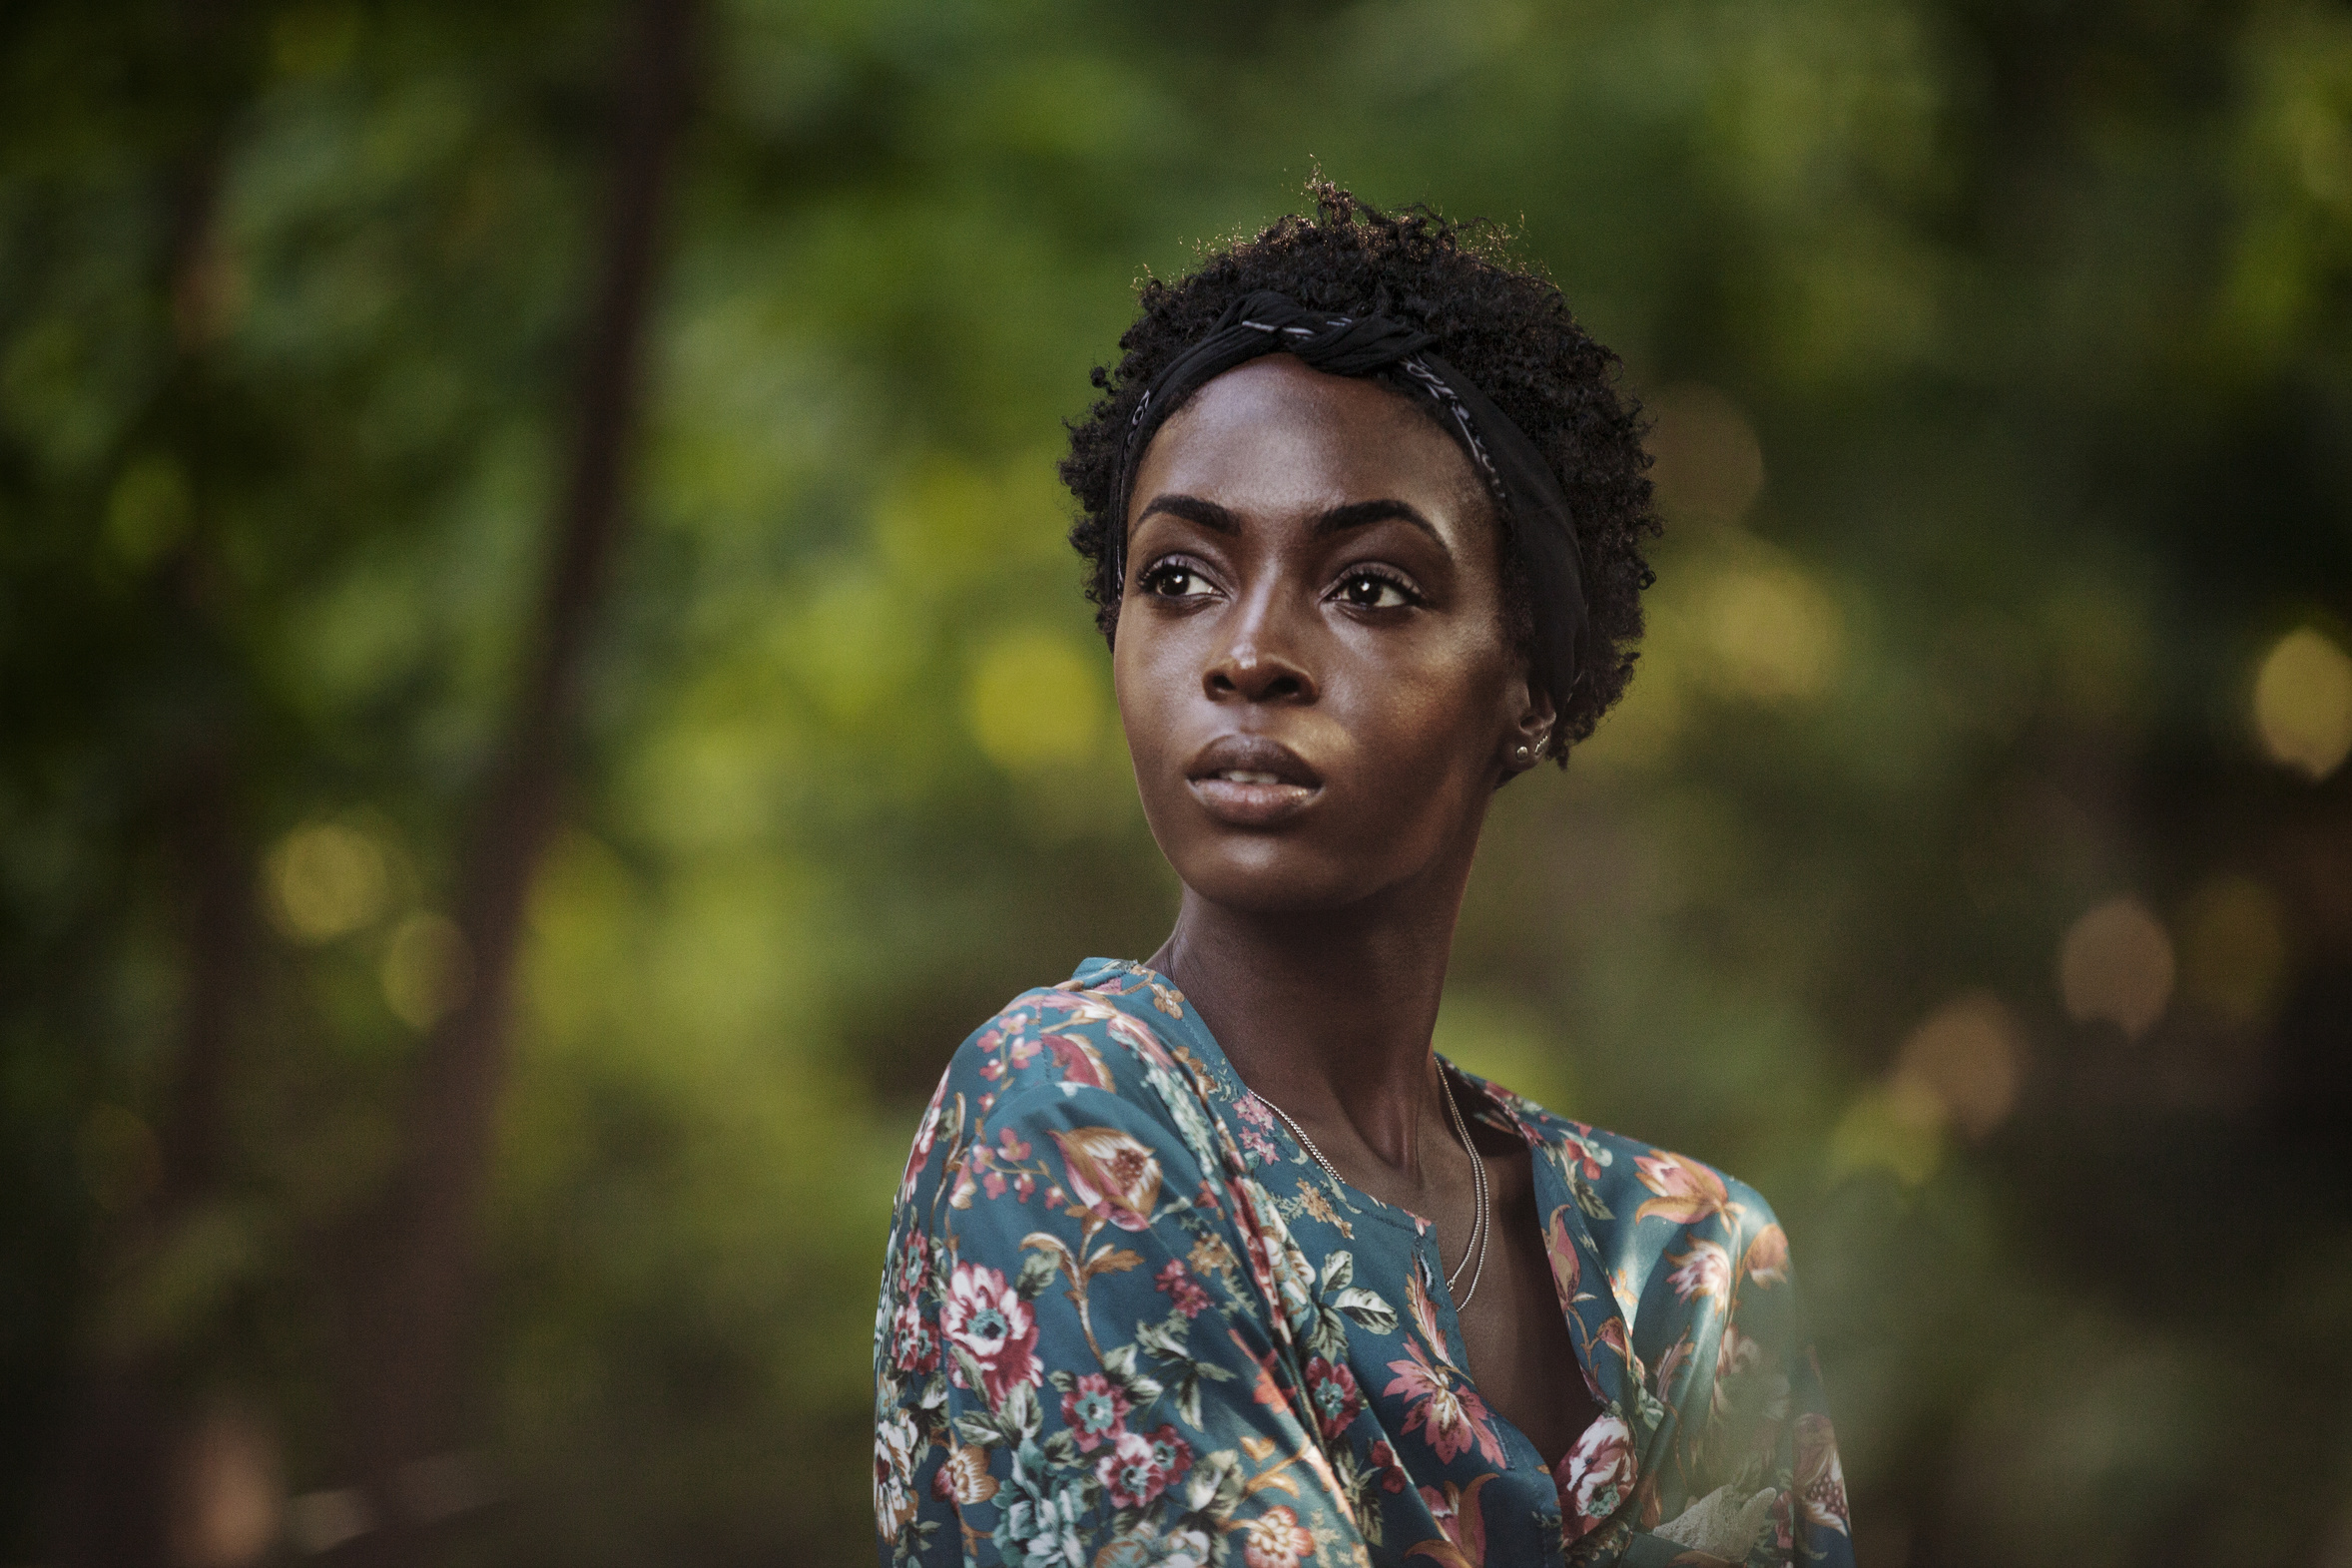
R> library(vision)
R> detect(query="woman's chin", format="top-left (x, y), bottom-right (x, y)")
top-left (1166, 844), bottom-right (1392, 918)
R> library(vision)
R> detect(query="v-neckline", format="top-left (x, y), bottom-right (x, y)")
top-left (1087, 956), bottom-right (1602, 1477)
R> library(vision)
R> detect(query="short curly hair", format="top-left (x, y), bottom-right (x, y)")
top-left (1059, 184), bottom-right (1658, 759)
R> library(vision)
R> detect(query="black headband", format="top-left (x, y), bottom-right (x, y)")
top-left (1110, 288), bottom-right (1586, 711)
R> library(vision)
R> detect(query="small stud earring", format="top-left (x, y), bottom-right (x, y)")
top-left (1513, 745), bottom-right (1531, 764)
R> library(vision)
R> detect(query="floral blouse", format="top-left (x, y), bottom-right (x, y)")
top-left (874, 959), bottom-right (1855, 1568)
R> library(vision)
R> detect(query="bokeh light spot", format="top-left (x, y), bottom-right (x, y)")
top-left (1646, 383), bottom-right (1766, 525)
top-left (169, 1405), bottom-right (283, 1568)
top-left (2178, 873), bottom-right (2290, 1030)
top-left (965, 628), bottom-right (1104, 773)
top-left (1893, 990), bottom-right (2025, 1140)
top-left (1700, 564), bottom-right (1843, 700)
top-left (788, 572), bottom-right (921, 730)
top-left (2251, 627), bottom-right (2352, 781)
top-left (1829, 1074), bottom-right (1946, 1186)
top-left (381, 913), bottom-right (474, 1030)
top-left (2058, 896), bottom-right (2175, 1037)
top-left (266, 822), bottom-right (388, 943)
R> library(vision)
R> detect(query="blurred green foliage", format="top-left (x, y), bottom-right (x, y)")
top-left (5, 0), bottom-right (2352, 1564)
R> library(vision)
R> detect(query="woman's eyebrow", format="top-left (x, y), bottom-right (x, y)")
top-left (1134, 493), bottom-right (1450, 557)
top-left (1134, 493), bottom-right (1238, 533)
top-left (1314, 499), bottom-right (1450, 556)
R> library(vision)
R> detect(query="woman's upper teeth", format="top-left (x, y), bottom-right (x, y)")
top-left (1217, 770), bottom-right (1283, 784)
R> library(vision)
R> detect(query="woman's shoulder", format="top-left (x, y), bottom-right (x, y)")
top-left (891, 959), bottom-right (1239, 1235)
top-left (932, 958), bottom-right (1200, 1106)
top-left (907, 960), bottom-right (1234, 1183)
top-left (1463, 1069), bottom-right (1783, 1232)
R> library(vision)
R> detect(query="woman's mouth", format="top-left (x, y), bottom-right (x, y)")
top-left (1185, 739), bottom-right (1322, 826)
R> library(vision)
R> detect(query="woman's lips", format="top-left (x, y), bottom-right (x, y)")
top-left (1183, 736), bottom-right (1322, 826)
top-left (1187, 766), bottom-right (1320, 826)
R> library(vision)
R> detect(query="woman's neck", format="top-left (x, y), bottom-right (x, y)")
top-left (1145, 870), bottom-right (1470, 1183)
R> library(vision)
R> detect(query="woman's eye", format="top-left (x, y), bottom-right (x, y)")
top-left (1143, 563), bottom-right (1214, 599)
top-left (1336, 572), bottom-right (1414, 610)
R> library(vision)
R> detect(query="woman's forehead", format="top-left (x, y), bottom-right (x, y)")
top-left (1131, 355), bottom-right (1487, 532)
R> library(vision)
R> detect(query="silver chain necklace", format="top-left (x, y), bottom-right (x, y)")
top-left (1253, 1067), bottom-right (1491, 1309)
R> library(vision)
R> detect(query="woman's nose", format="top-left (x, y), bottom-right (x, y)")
top-left (1203, 596), bottom-right (1319, 705)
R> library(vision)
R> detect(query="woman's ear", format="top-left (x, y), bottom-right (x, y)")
top-left (1502, 677), bottom-right (1559, 773)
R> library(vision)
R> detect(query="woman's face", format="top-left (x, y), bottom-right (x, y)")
top-left (1114, 354), bottom-right (1546, 915)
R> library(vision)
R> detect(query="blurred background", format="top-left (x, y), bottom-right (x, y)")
top-left (5, 0), bottom-right (2352, 1564)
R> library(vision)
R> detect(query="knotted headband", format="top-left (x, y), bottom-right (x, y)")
top-left (1110, 288), bottom-right (1587, 709)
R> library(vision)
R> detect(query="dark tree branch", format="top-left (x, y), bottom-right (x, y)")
top-left (337, 0), bottom-right (700, 1556)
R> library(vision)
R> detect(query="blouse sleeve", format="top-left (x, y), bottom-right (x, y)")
top-left (1705, 1191), bottom-right (1853, 1568)
top-left (875, 991), bottom-right (1365, 1568)
top-left (1572, 1156), bottom-right (1856, 1568)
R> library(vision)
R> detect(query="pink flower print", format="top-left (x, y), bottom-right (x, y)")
top-left (998, 1126), bottom-right (1033, 1162)
top-left (1632, 1151), bottom-right (1736, 1228)
top-left (1383, 1337), bottom-right (1506, 1466)
top-left (1543, 1207), bottom-right (1583, 1302)
top-left (1559, 1129), bottom-right (1611, 1184)
top-left (981, 1171), bottom-right (1007, 1199)
top-left (1369, 1438), bottom-right (1409, 1493)
top-left (1665, 1239), bottom-right (1731, 1303)
top-left (900, 1091), bottom-right (946, 1198)
top-left (1051, 1126), bottom-right (1165, 1232)
top-left (939, 1261), bottom-right (1041, 1404)
top-left (1096, 1423), bottom-right (1192, 1508)
top-left (1237, 1094), bottom-right (1275, 1129)
top-left (1554, 1413), bottom-right (1636, 1539)
top-left (1303, 1354), bottom-right (1362, 1440)
top-left (1792, 1412), bottom-right (1851, 1533)
top-left (1059, 1372), bottom-right (1132, 1452)
top-left (1417, 1475), bottom-right (1493, 1565)
top-left (889, 1295), bottom-right (937, 1373)
top-left (893, 1232), bottom-right (930, 1297)
top-left (1404, 1260), bottom-right (1451, 1360)
top-left (1241, 1504), bottom-right (1315, 1568)
top-left (1043, 1032), bottom-right (1112, 1092)
top-left (1418, 1482), bottom-right (1458, 1542)
top-left (1155, 1259), bottom-right (1212, 1318)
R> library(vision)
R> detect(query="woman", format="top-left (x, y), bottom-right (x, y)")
top-left (874, 189), bottom-right (1853, 1568)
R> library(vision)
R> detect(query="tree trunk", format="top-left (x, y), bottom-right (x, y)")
top-left (335, 0), bottom-right (698, 1558)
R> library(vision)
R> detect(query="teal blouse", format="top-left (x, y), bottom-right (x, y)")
top-left (874, 959), bottom-right (1855, 1568)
